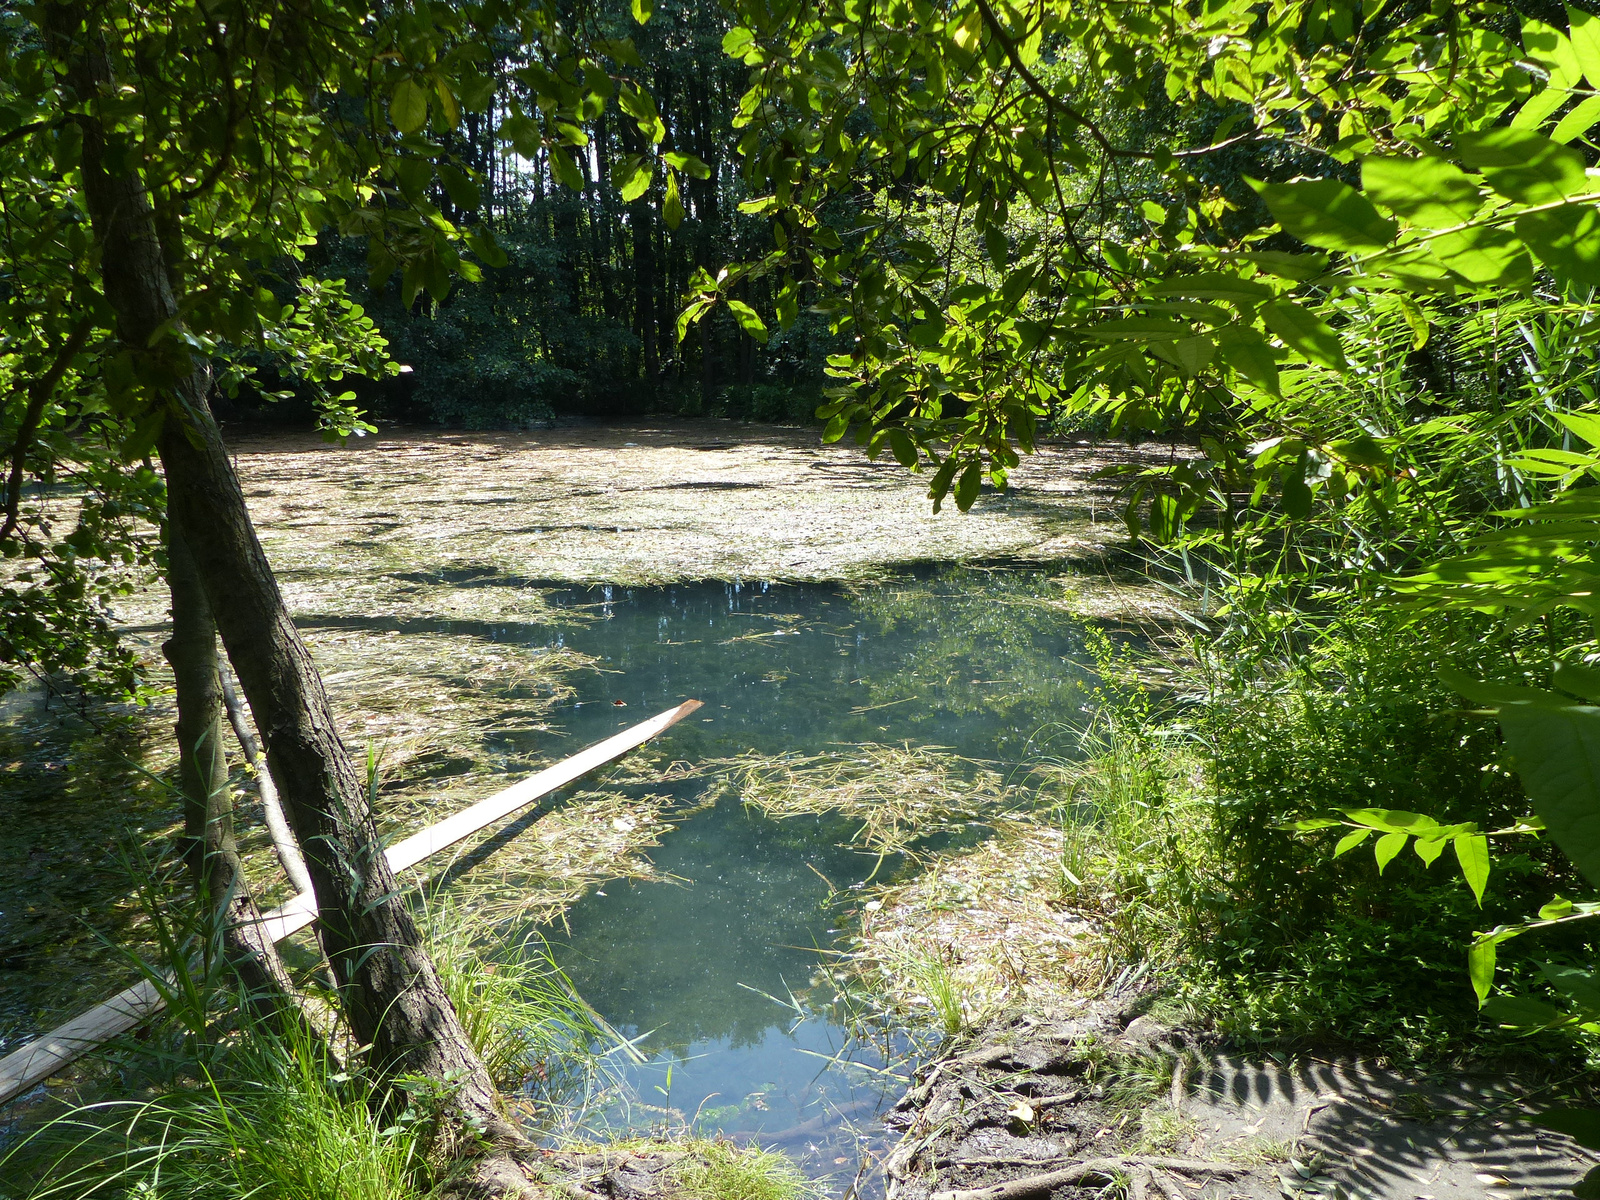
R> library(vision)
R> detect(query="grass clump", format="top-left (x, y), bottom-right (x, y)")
top-left (7, 1017), bottom-right (430, 1200)
top-left (667, 1138), bottom-right (810, 1200)
top-left (425, 895), bottom-right (612, 1099)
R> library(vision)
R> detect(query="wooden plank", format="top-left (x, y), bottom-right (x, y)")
top-left (0, 700), bottom-right (702, 1107)
top-left (385, 699), bottom-right (702, 872)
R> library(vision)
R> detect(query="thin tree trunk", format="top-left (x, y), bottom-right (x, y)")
top-left (48, 6), bottom-right (525, 1182)
top-left (164, 521), bottom-right (302, 1021)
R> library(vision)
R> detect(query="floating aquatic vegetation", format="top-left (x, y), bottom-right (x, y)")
top-left (705, 743), bottom-right (1019, 858)
top-left (224, 423), bottom-right (1134, 591)
top-left (844, 817), bottom-right (1100, 1027)
top-left (415, 788), bottom-right (685, 933)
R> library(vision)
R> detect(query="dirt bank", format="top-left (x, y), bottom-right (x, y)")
top-left (877, 1003), bottom-right (1597, 1200)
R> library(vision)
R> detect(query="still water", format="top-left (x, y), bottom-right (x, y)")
top-left (516, 571), bottom-right (1097, 1180)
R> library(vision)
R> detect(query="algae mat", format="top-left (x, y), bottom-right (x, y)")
top-left (228, 420), bottom-right (1149, 600)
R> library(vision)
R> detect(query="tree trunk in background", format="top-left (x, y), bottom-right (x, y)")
top-left (165, 522), bottom-right (301, 1019)
top-left (593, 111), bottom-right (619, 324)
top-left (48, 6), bottom-right (524, 1178)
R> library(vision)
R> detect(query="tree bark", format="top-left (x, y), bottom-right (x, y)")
top-left (164, 520), bottom-right (302, 1020)
top-left (47, 3), bottom-right (523, 1171)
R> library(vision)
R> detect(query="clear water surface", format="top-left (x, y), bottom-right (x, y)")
top-left (514, 571), bottom-right (1097, 1183)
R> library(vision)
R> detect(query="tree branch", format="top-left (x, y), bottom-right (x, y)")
top-left (1, 317), bottom-right (94, 544)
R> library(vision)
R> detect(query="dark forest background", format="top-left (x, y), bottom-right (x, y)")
top-left (221, 0), bottom-right (832, 431)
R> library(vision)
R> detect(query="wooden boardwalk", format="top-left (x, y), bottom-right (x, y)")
top-left (0, 700), bottom-right (701, 1107)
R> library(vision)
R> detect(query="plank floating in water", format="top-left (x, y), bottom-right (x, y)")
top-left (0, 699), bottom-right (702, 1107)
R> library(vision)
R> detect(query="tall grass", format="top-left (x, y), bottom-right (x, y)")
top-left (423, 893), bottom-right (613, 1100)
top-left (2, 894), bottom-right (613, 1200)
top-left (7, 1012), bottom-right (430, 1200)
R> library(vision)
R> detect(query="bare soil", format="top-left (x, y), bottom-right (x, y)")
top-left (878, 1004), bottom-right (1598, 1200)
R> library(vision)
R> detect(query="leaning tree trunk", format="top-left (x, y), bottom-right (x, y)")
top-left (164, 521), bottom-right (303, 1020)
top-left (46, 4), bottom-right (526, 1179)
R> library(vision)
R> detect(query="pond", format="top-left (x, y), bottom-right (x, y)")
top-left (510, 571), bottom-right (1099, 1185)
top-left (0, 567), bottom-right (1101, 1191)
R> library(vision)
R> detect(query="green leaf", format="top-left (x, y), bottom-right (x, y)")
top-left (1515, 204), bottom-right (1600, 288)
top-left (1216, 326), bottom-right (1281, 396)
top-left (920, 462), bottom-right (966, 522)
top-left (1524, 18), bottom-right (1583, 82)
top-left (390, 78), bottom-right (429, 134)
top-left (437, 165), bottom-right (479, 210)
top-left (1361, 156), bottom-right (1482, 229)
top-left (594, 37), bottom-right (645, 67)
top-left (888, 429), bottom-right (918, 468)
top-left (433, 76), bottom-right (460, 129)
top-left (726, 299), bottom-right (769, 344)
top-left (1333, 827), bottom-right (1372, 856)
top-left (1282, 460), bottom-right (1312, 520)
top-left (549, 146), bottom-right (584, 191)
top-left (663, 169), bottom-right (684, 229)
top-left (1251, 177), bottom-right (1397, 252)
top-left (954, 461), bottom-right (981, 511)
top-left (1232, 251), bottom-right (1330, 281)
top-left (463, 229), bottom-right (508, 269)
top-left (1453, 833), bottom-right (1490, 904)
top-left (1413, 836), bottom-right (1448, 866)
top-left (1397, 293), bottom-right (1429, 350)
top-left (822, 412), bottom-right (849, 442)
top-left (1481, 995), bottom-right (1566, 1028)
top-left (1468, 937), bottom-right (1497, 1004)
top-left (1331, 433), bottom-right (1392, 469)
top-left (1552, 93), bottom-right (1600, 143)
top-left (1482, 690), bottom-right (1600, 888)
top-left (1145, 273), bottom-right (1273, 304)
top-left (613, 154), bottom-right (652, 202)
top-left (663, 151), bottom-right (712, 180)
top-left (1481, 141), bottom-right (1589, 205)
top-left (1430, 225), bottom-right (1532, 287)
top-left (1261, 300), bottom-right (1348, 369)
top-left (1570, 6), bottom-right (1600, 88)
top-left (1513, 80), bottom-right (1574, 131)
top-left (1556, 661), bottom-right (1600, 703)
top-left (631, 0), bottom-right (653, 23)
top-left (1340, 807), bottom-right (1443, 833)
top-left (1373, 831), bottom-right (1408, 873)
top-left (1533, 1106), bottom-right (1600, 1150)
top-left (983, 226), bottom-right (1008, 270)
top-left (1542, 964), bottom-right (1600, 1015)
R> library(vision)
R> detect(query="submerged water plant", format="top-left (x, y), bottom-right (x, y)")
top-left (716, 742), bottom-right (1018, 858)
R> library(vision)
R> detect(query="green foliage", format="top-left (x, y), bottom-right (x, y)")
top-left (1075, 610), bottom-right (1599, 1061)
top-left (0, 884), bottom-right (611, 1199)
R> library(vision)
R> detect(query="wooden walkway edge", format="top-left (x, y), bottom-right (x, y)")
top-left (0, 699), bottom-right (702, 1107)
